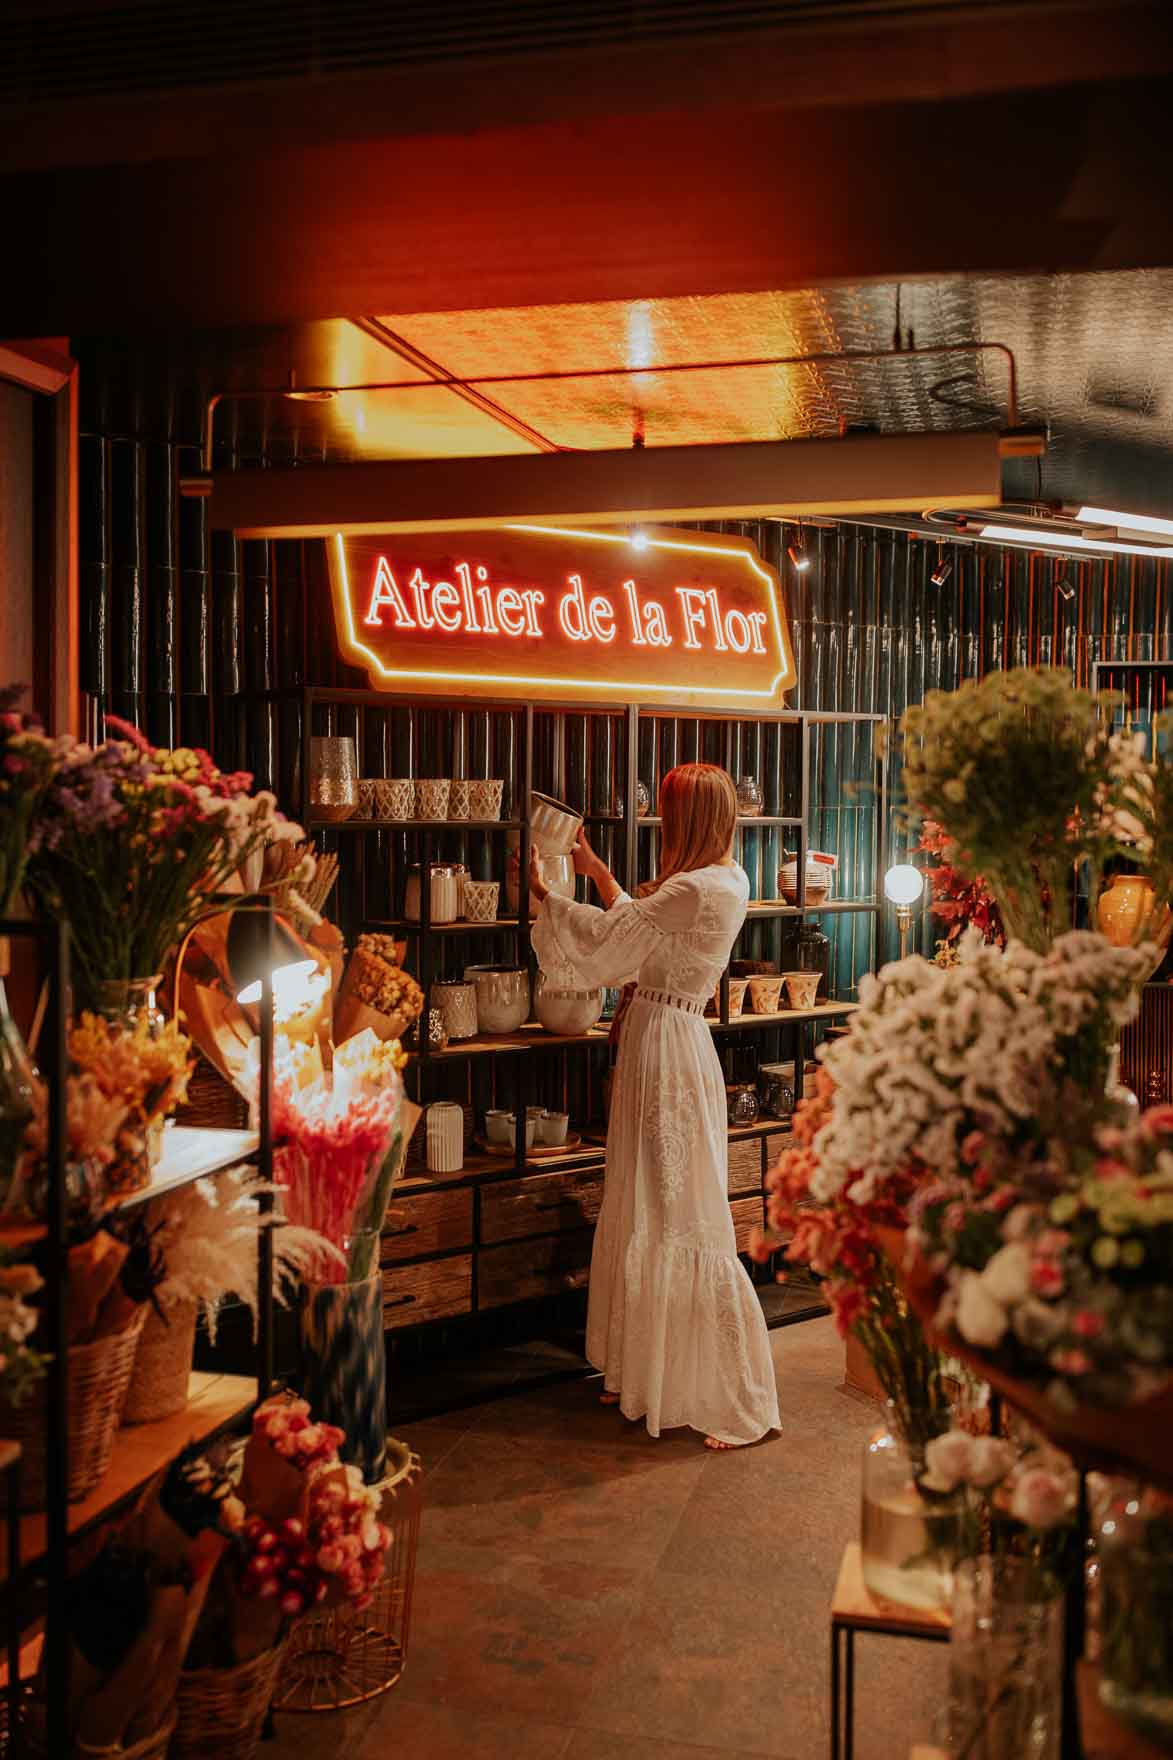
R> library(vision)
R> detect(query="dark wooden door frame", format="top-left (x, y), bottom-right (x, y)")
top-left (0, 339), bottom-right (79, 736)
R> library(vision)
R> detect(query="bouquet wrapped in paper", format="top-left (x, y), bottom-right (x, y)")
top-left (333, 932), bottom-right (423, 1045)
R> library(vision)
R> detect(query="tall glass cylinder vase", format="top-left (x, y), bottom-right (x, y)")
top-left (0, 945), bottom-right (38, 1210)
top-left (95, 974), bottom-right (167, 1192)
top-left (948, 1557), bottom-right (1062, 1760)
top-left (1097, 1482), bottom-right (1173, 1746)
top-left (300, 1271), bottom-right (387, 1484)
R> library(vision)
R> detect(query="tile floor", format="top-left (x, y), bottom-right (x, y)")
top-left (267, 1317), bottom-right (947, 1759)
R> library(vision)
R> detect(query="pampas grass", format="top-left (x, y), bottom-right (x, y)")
top-left (149, 1169), bottom-right (340, 1340)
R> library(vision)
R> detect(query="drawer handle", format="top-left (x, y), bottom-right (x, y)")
top-left (534, 1200), bottom-right (568, 1212)
top-left (385, 1294), bottom-right (417, 1310)
top-left (384, 1222), bottom-right (419, 1238)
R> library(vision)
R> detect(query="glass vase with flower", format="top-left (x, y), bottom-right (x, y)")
top-left (1097, 1481), bottom-right (1173, 1745)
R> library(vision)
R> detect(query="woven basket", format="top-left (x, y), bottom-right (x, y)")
top-left (173, 1639), bottom-right (290, 1760)
top-left (122, 1300), bottom-right (197, 1425)
top-left (19, 1705), bottom-right (176, 1759)
top-left (0, 1309), bottom-right (146, 1509)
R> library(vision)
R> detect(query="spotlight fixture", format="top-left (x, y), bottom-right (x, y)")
top-left (930, 548), bottom-right (953, 588)
top-left (629, 530), bottom-right (650, 551)
top-left (787, 531), bottom-right (811, 573)
top-left (1054, 568), bottom-right (1076, 603)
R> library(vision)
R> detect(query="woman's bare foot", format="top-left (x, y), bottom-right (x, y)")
top-left (599, 1390), bottom-right (621, 1406)
top-left (704, 1435), bottom-right (739, 1450)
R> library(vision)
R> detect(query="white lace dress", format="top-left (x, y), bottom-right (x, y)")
top-left (532, 862), bottom-right (781, 1445)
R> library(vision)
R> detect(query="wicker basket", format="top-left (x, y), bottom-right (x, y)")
top-left (0, 1309), bottom-right (146, 1509)
top-left (173, 1639), bottom-right (289, 1760)
top-left (13, 1696), bottom-right (175, 1757)
top-left (122, 1300), bottom-right (197, 1425)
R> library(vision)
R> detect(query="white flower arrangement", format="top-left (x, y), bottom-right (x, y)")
top-left (811, 929), bottom-right (1152, 1209)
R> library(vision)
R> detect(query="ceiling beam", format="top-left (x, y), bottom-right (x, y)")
top-left (201, 431), bottom-right (1006, 536)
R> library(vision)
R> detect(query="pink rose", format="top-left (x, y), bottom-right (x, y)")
top-left (922, 1430), bottom-right (976, 1492)
top-left (968, 1437), bottom-right (1016, 1488)
top-left (1010, 1467), bottom-right (1071, 1530)
top-left (1140, 1103), bottom-right (1173, 1137)
top-left (1035, 1229), bottom-right (1071, 1256)
top-left (1030, 1259), bottom-right (1065, 1298)
top-left (1073, 1310), bottom-right (1104, 1339)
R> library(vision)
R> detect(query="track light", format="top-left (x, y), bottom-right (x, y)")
top-left (788, 532), bottom-right (811, 573)
top-left (930, 550), bottom-right (953, 588)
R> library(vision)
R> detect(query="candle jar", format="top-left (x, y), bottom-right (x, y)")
top-left (404, 863), bottom-right (461, 924)
top-left (726, 1083), bottom-right (760, 1127)
top-left (432, 981), bottom-right (478, 1041)
top-left (309, 736), bottom-right (359, 821)
top-left (736, 775), bottom-right (764, 815)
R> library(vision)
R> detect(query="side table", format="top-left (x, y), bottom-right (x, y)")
top-left (830, 1542), bottom-right (950, 1760)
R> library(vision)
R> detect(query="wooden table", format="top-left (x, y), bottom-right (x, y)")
top-left (830, 1542), bottom-right (950, 1760)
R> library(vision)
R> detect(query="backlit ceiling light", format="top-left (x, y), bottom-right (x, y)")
top-left (1076, 505), bottom-right (1173, 540)
top-left (980, 523), bottom-right (1173, 561)
top-left (930, 554), bottom-right (953, 588)
top-left (787, 538), bottom-right (810, 573)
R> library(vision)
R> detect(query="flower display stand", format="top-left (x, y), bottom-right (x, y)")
top-left (830, 1541), bottom-right (950, 1760)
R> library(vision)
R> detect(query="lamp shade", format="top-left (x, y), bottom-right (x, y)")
top-left (884, 863), bottom-right (924, 907)
top-left (225, 904), bottom-right (309, 999)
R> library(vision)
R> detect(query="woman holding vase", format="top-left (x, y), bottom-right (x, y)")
top-left (529, 764), bottom-right (780, 1450)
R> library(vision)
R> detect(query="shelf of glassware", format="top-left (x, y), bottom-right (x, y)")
top-left (0, 1371), bottom-right (255, 1586)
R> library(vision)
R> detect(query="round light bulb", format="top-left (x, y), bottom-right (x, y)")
top-left (884, 863), bottom-right (924, 906)
top-left (630, 530), bottom-right (650, 551)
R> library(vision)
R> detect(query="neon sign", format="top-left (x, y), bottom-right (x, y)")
top-left (328, 525), bottom-right (795, 705)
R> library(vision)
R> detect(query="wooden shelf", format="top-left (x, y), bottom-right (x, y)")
top-left (421, 1022), bottom-right (612, 1060)
top-left (366, 917), bottom-right (523, 935)
top-left (1, 1371), bottom-right (254, 1584)
top-left (713, 1001), bottom-right (858, 1030)
top-left (307, 817), bottom-right (522, 832)
top-left (641, 815), bottom-right (802, 827)
top-left (115, 1126), bottom-right (259, 1212)
top-left (831, 1541), bottom-right (951, 1638)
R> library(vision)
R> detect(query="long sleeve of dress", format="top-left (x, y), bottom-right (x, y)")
top-left (532, 874), bottom-right (702, 989)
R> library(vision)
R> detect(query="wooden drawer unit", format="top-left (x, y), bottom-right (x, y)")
top-left (730, 1193), bottom-right (764, 1253)
top-left (728, 1136), bottom-right (764, 1195)
top-left (478, 1230), bottom-right (594, 1309)
top-left (382, 1255), bottom-right (472, 1329)
top-left (480, 1165), bottom-right (604, 1245)
top-left (381, 1187), bottom-right (474, 1263)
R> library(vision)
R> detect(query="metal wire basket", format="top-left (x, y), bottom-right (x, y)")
top-left (272, 1441), bottom-right (422, 1714)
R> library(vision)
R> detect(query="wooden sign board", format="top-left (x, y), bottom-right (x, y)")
top-left (328, 524), bottom-right (795, 706)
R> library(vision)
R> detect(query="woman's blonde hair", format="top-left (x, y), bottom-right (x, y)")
top-left (640, 764), bottom-right (737, 895)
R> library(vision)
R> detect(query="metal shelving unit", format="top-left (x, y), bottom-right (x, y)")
top-left (0, 913), bottom-right (278, 1757)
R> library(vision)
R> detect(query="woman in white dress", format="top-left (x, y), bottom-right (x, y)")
top-left (529, 763), bottom-right (781, 1449)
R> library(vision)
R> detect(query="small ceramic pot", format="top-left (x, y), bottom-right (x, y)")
top-left (462, 880), bottom-right (500, 923)
top-left (467, 965), bottom-right (529, 1033)
top-left (469, 779), bottom-right (504, 820)
top-left (748, 975), bottom-right (784, 1014)
top-left (432, 980), bottom-right (478, 1040)
top-left (529, 790), bottom-right (583, 857)
top-left (484, 1108), bottom-right (512, 1144)
top-left (309, 736), bottom-right (358, 821)
top-left (779, 851), bottom-right (837, 904)
top-left (357, 778), bottom-right (378, 818)
top-left (727, 977), bottom-right (749, 1018)
top-left (448, 779), bottom-right (472, 820)
top-left (415, 779), bottom-right (451, 821)
top-left (375, 778), bottom-right (414, 821)
top-left (537, 1110), bottom-right (569, 1146)
top-left (426, 1101), bottom-right (464, 1173)
top-left (783, 970), bottom-right (821, 1010)
top-left (507, 1114), bottom-right (538, 1151)
top-left (533, 973), bottom-right (604, 1035)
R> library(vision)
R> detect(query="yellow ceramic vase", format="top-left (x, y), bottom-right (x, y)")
top-left (1097, 875), bottom-right (1173, 975)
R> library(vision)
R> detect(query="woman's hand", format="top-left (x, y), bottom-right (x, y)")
top-left (528, 843), bottom-right (549, 902)
top-left (572, 826), bottom-right (603, 880)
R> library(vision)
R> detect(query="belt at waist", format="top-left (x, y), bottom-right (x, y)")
top-left (631, 985), bottom-right (707, 1016)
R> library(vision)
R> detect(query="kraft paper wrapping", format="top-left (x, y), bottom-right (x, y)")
top-left (332, 990), bottom-right (412, 1046)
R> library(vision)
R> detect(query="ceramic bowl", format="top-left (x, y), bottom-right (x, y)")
top-left (537, 1110), bottom-right (569, 1146)
top-left (468, 779), bottom-right (504, 820)
top-left (747, 975), bottom-right (785, 1015)
top-left (484, 1108), bottom-right (513, 1144)
top-left (533, 973), bottom-right (604, 1036)
top-left (529, 789), bottom-right (583, 857)
top-left (462, 879), bottom-right (500, 923)
top-left (783, 970), bottom-right (821, 1010)
top-left (415, 778), bottom-right (451, 821)
top-left (467, 965), bottom-right (529, 1033)
top-left (448, 778), bottom-right (472, 820)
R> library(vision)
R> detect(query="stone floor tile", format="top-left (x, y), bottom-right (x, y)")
top-left (355, 1695), bottom-right (575, 1759)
